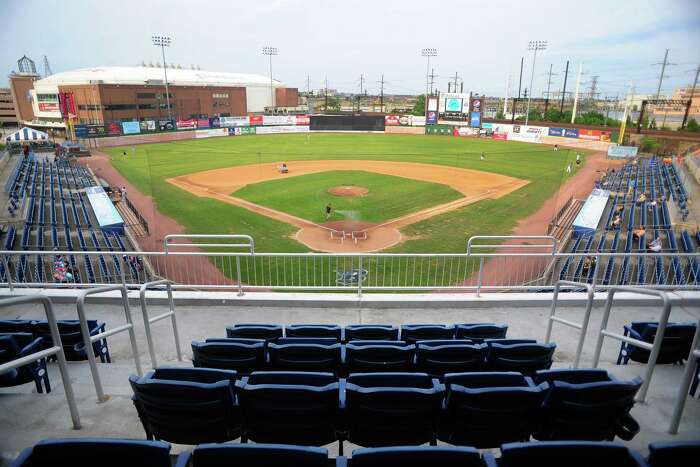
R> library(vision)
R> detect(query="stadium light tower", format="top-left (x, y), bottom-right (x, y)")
top-left (421, 48), bottom-right (438, 98)
top-left (152, 35), bottom-right (173, 122)
top-left (262, 46), bottom-right (278, 111)
top-left (525, 40), bottom-right (547, 125)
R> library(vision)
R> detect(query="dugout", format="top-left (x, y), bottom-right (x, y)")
top-left (310, 115), bottom-right (385, 132)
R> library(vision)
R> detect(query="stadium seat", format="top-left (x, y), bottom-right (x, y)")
top-left (349, 446), bottom-right (496, 467)
top-left (344, 324), bottom-right (399, 341)
top-left (498, 441), bottom-right (648, 467)
top-left (0, 320), bottom-right (34, 334)
top-left (175, 443), bottom-right (332, 467)
top-left (33, 319), bottom-right (110, 362)
top-left (267, 339), bottom-right (341, 373)
top-left (129, 367), bottom-right (240, 444)
top-left (0, 334), bottom-right (50, 393)
top-left (11, 438), bottom-right (172, 467)
top-left (415, 341), bottom-right (486, 377)
top-left (617, 321), bottom-right (696, 365)
top-left (533, 369), bottom-right (642, 441)
top-left (647, 440), bottom-right (700, 467)
top-left (484, 341), bottom-right (555, 375)
top-left (225, 323), bottom-right (283, 341)
top-left (235, 371), bottom-right (340, 447)
top-left (455, 323), bottom-right (508, 342)
top-left (191, 338), bottom-right (266, 374)
top-left (285, 324), bottom-right (342, 340)
top-left (344, 372), bottom-right (445, 447)
top-left (400, 324), bottom-right (455, 343)
top-left (344, 340), bottom-right (415, 374)
top-left (438, 372), bottom-right (548, 447)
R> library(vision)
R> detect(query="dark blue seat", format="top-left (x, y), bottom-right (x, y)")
top-left (191, 338), bottom-right (266, 375)
top-left (415, 341), bottom-right (486, 377)
top-left (0, 334), bottom-right (50, 393)
top-left (267, 340), bottom-right (341, 373)
top-left (533, 369), bottom-right (642, 441)
top-left (647, 440), bottom-right (700, 467)
top-left (34, 319), bottom-right (110, 362)
top-left (455, 323), bottom-right (508, 342)
top-left (225, 324), bottom-right (283, 341)
top-left (11, 438), bottom-right (172, 467)
top-left (617, 321), bottom-right (696, 365)
top-left (344, 372), bottom-right (445, 447)
top-left (438, 372), bottom-right (547, 448)
top-left (344, 340), bottom-right (414, 374)
top-left (344, 324), bottom-right (399, 342)
top-left (485, 341), bottom-right (555, 375)
top-left (285, 324), bottom-right (342, 340)
top-left (400, 324), bottom-right (454, 343)
top-left (129, 367), bottom-right (240, 444)
top-left (0, 320), bottom-right (34, 334)
top-left (350, 446), bottom-right (496, 467)
top-left (235, 371), bottom-right (340, 447)
top-left (175, 443), bottom-right (331, 467)
top-left (498, 441), bottom-right (648, 467)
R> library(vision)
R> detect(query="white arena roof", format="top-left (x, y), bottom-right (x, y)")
top-left (34, 66), bottom-right (283, 88)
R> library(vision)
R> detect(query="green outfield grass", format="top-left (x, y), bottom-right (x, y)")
top-left (105, 133), bottom-right (585, 258)
top-left (234, 170), bottom-right (463, 224)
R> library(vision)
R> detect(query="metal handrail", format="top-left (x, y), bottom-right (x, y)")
top-left (669, 317), bottom-right (700, 434)
top-left (467, 235), bottom-right (558, 254)
top-left (163, 234), bottom-right (255, 253)
top-left (591, 287), bottom-right (671, 403)
top-left (139, 279), bottom-right (182, 368)
top-left (544, 280), bottom-right (595, 368)
top-left (0, 295), bottom-right (81, 429)
top-left (76, 284), bottom-right (142, 402)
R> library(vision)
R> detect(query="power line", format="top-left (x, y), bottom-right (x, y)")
top-left (543, 63), bottom-right (557, 99)
top-left (377, 74), bottom-right (386, 112)
top-left (654, 48), bottom-right (677, 98)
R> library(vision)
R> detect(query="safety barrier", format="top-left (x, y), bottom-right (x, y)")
top-left (139, 279), bottom-right (182, 368)
top-left (669, 318), bottom-right (700, 433)
top-left (544, 280), bottom-right (595, 368)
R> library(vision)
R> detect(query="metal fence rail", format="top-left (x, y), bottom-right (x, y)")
top-left (544, 280), bottom-right (595, 368)
top-left (139, 279), bottom-right (182, 368)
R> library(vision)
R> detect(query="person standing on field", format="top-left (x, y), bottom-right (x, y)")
top-left (325, 203), bottom-right (332, 219)
top-left (480, 152), bottom-right (485, 161)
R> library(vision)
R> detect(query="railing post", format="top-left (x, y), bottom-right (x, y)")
top-left (357, 256), bottom-right (363, 298)
top-left (236, 256), bottom-right (244, 296)
top-left (76, 294), bottom-right (105, 402)
top-left (476, 257), bottom-right (484, 297)
top-left (669, 321), bottom-right (700, 433)
top-left (2, 254), bottom-right (13, 292)
top-left (139, 279), bottom-right (183, 368)
top-left (120, 255), bottom-right (127, 287)
top-left (167, 282), bottom-right (183, 361)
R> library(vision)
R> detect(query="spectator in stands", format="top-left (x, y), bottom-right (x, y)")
top-left (120, 186), bottom-right (127, 200)
top-left (647, 237), bottom-right (662, 253)
top-left (648, 199), bottom-right (657, 211)
top-left (582, 256), bottom-right (597, 276)
top-left (637, 193), bottom-right (647, 204)
top-left (22, 144), bottom-right (29, 156)
top-left (615, 205), bottom-right (625, 214)
top-left (612, 214), bottom-right (622, 229)
top-left (633, 228), bottom-right (646, 241)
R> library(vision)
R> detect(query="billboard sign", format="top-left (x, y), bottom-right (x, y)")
top-left (439, 92), bottom-right (470, 114)
top-left (564, 128), bottom-right (579, 138)
top-left (427, 111), bottom-right (438, 125)
top-left (105, 122), bottom-right (121, 136)
top-left (209, 117), bottom-right (221, 128)
top-left (234, 126), bottom-right (256, 135)
top-left (74, 125), bottom-right (88, 138)
top-left (121, 121), bottom-right (141, 135)
top-left (220, 116), bottom-right (250, 127)
top-left (158, 120), bottom-right (174, 131)
top-left (607, 145), bottom-right (639, 158)
top-left (176, 119), bottom-right (197, 130)
top-left (263, 115), bottom-right (297, 125)
top-left (249, 115), bottom-right (263, 126)
top-left (548, 127), bottom-right (564, 137)
top-left (197, 118), bottom-right (210, 128)
top-left (469, 112), bottom-right (481, 127)
top-left (385, 115), bottom-right (401, 126)
top-left (38, 102), bottom-right (60, 112)
top-left (492, 132), bottom-right (508, 140)
top-left (255, 125), bottom-right (310, 134)
top-left (412, 116), bottom-right (426, 126)
top-left (296, 114), bottom-right (310, 125)
top-left (140, 120), bottom-right (156, 132)
top-left (427, 97), bottom-right (438, 112)
top-left (86, 125), bottom-right (106, 137)
top-left (195, 128), bottom-right (228, 138)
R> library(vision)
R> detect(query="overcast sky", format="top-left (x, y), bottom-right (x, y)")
top-left (2, 0), bottom-right (699, 98)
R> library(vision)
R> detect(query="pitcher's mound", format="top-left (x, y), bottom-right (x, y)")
top-left (328, 185), bottom-right (369, 197)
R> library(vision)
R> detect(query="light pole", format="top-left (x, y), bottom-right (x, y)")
top-left (262, 46), bottom-right (278, 112)
top-left (421, 48), bottom-right (437, 98)
top-left (151, 35), bottom-right (173, 123)
top-left (525, 40), bottom-right (547, 125)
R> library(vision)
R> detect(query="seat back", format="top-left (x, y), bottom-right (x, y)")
top-left (350, 446), bottom-right (488, 467)
top-left (499, 441), bottom-right (648, 467)
top-left (485, 342), bottom-right (556, 375)
top-left (0, 320), bottom-right (34, 334)
top-left (129, 368), bottom-right (240, 444)
top-left (415, 342), bottom-right (486, 377)
top-left (345, 372), bottom-right (445, 447)
top-left (191, 339), bottom-right (266, 374)
top-left (183, 443), bottom-right (328, 467)
top-left (535, 368), bottom-right (613, 385)
top-left (235, 371), bottom-right (339, 446)
top-left (455, 323), bottom-right (508, 342)
top-left (648, 441), bottom-right (700, 467)
top-left (267, 342), bottom-right (341, 373)
top-left (628, 322), bottom-right (696, 364)
top-left (344, 325), bottom-right (399, 342)
top-left (400, 324), bottom-right (454, 343)
top-left (345, 342), bottom-right (415, 373)
top-left (225, 324), bottom-right (283, 341)
top-left (285, 324), bottom-right (342, 340)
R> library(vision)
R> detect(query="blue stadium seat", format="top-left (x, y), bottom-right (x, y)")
top-left (533, 369), bottom-right (642, 441)
top-left (129, 367), bottom-right (240, 444)
top-left (33, 319), bottom-right (110, 362)
top-left (191, 338), bottom-right (266, 374)
top-left (235, 371), bottom-right (339, 447)
top-left (415, 341), bottom-right (486, 377)
top-left (285, 324), bottom-right (342, 340)
top-left (225, 323), bottom-right (283, 341)
top-left (617, 321), bottom-right (696, 365)
top-left (455, 323), bottom-right (508, 341)
top-left (344, 372), bottom-right (445, 447)
top-left (175, 443), bottom-right (331, 467)
top-left (484, 341), bottom-right (555, 375)
top-left (498, 441), bottom-right (648, 467)
top-left (400, 324), bottom-right (454, 343)
top-left (647, 440), bottom-right (700, 467)
top-left (438, 372), bottom-right (547, 447)
top-left (344, 324), bottom-right (399, 341)
top-left (267, 339), bottom-right (341, 373)
top-left (0, 320), bottom-right (34, 334)
top-left (11, 438), bottom-right (172, 467)
top-left (344, 340), bottom-right (415, 374)
top-left (0, 333), bottom-right (50, 393)
top-left (350, 446), bottom-right (496, 467)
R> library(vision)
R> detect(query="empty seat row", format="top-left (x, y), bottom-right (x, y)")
top-left (14, 438), bottom-right (699, 467)
top-left (226, 322), bottom-right (508, 343)
top-left (192, 337), bottom-right (555, 377)
top-left (129, 368), bottom-right (641, 449)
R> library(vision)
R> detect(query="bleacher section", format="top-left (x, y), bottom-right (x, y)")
top-left (0, 152), bottom-right (143, 285)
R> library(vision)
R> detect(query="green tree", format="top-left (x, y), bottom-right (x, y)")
top-left (649, 118), bottom-right (657, 129)
top-left (526, 110), bottom-right (543, 122)
top-left (544, 108), bottom-right (563, 122)
top-left (496, 110), bottom-right (505, 119)
top-left (685, 118), bottom-right (699, 132)
top-left (319, 97), bottom-right (340, 112)
top-left (411, 95), bottom-right (426, 116)
top-left (640, 136), bottom-right (660, 153)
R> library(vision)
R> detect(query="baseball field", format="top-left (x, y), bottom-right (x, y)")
top-left (104, 133), bottom-right (583, 256)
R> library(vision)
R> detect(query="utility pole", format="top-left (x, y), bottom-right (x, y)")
top-left (305, 74), bottom-right (312, 113)
top-left (377, 74), bottom-right (386, 113)
top-left (560, 60), bottom-right (569, 114)
top-left (324, 75), bottom-right (328, 111)
top-left (504, 73), bottom-right (511, 118)
top-left (428, 68), bottom-right (438, 95)
top-left (618, 83), bottom-right (633, 145)
top-left (451, 72), bottom-right (462, 92)
top-left (357, 73), bottom-right (365, 112)
top-left (687, 63), bottom-right (700, 111)
top-left (588, 75), bottom-right (599, 100)
top-left (525, 40), bottom-right (547, 125)
top-left (570, 62), bottom-right (583, 124)
top-left (654, 49), bottom-right (676, 99)
top-left (543, 63), bottom-right (557, 99)
top-left (517, 57), bottom-right (524, 98)
top-left (421, 48), bottom-right (437, 98)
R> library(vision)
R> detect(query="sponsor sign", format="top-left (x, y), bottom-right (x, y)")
top-left (249, 115), bottom-right (263, 126)
top-left (578, 129), bottom-right (600, 141)
top-left (121, 121), bottom-right (141, 135)
top-left (105, 122), bottom-right (122, 136)
top-left (86, 125), bottom-right (106, 137)
top-left (38, 102), bottom-right (60, 112)
top-left (197, 118), bottom-right (210, 129)
top-left (412, 116), bottom-right (426, 126)
top-left (159, 120), bottom-right (174, 131)
top-left (195, 128), bottom-right (228, 138)
top-left (453, 126), bottom-right (479, 137)
top-left (176, 118), bottom-right (197, 130)
top-left (234, 126), bottom-right (257, 135)
top-left (508, 132), bottom-right (541, 143)
top-left (263, 115), bottom-right (297, 126)
top-left (600, 131), bottom-right (611, 142)
top-left (548, 127), bottom-right (564, 137)
top-left (427, 97), bottom-right (438, 112)
top-left (385, 115), bottom-right (401, 126)
top-left (427, 111), bottom-right (438, 125)
top-left (220, 116), bottom-right (250, 127)
top-left (58, 92), bottom-right (76, 117)
top-left (140, 120), bottom-right (156, 132)
top-left (491, 123), bottom-right (514, 134)
top-left (399, 115), bottom-right (410, 126)
top-left (482, 122), bottom-right (493, 130)
top-left (209, 117), bottom-right (221, 128)
top-left (296, 114), bottom-right (310, 125)
top-left (492, 132), bottom-right (508, 140)
top-left (470, 98), bottom-right (482, 113)
top-left (469, 112), bottom-right (481, 127)
top-left (525, 125), bottom-right (548, 134)
top-left (445, 98), bottom-right (462, 112)
top-left (607, 145), bottom-right (639, 158)
top-left (74, 125), bottom-right (88, 138)
top-left (564, 128), bottom-right (579, 138)
top-left (255, 125), bottom-right (310, 135)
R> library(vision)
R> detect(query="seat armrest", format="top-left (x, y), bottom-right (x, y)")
top-left (10, 447), bottom-right (33, 467)
top-left (482, 452), bottom-right (499, 467)
top-left (335, 456), bottom-right (348, 467)
top-left (174, 451), bottom-right (191, 467)
top-left (18, 337), bottom-right (44, 357)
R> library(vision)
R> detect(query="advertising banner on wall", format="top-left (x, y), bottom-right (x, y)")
top-left (564, 128), bottom-right (579, 138)
top-left (607, 145), bottom-right (639, 158)
top-left (220, 116), bottom-right (250, 127)
top-left (121, 121), bottom-right (141, 135)
top-left (38, 102), bottom-right (60, 112)
top-left (233, 126), bottom-right (257, 135)
top-left (195, 128), bottom-right (228, 138)
top-left (58, 92), bottom-right (76, 117)
top-left (249, 115), bottom-right (263, 126)
top-left (385, 115), bottom-right (401, 126)
top-left (209, 117), bottom-right (221, 128)
top-left (263, 115), bottom-right (297, 126)
top-left (469, 112), bottom-right (481, 127)
top-left (74, 125), bottom-right (88, 138)
top-left (197, 118), bottom-right (210, 129)
top-left (105, 122), bottom-right (122, 136)
top-left (159, 120), bottom-right (174, 131)
top-left (453, 127), bottom-right (479, 137)
top-left (492, 132), bottom-right (508, 140)
top-left (412, 116), bottom-right (426, 126)
top-left (86, 125), bottom-right (106, 137)
top-left (427, 111), bottom-right (438, 125)
top-left (176, 119), bottom-right (197, 130)
top-left (548, 127), bottom-right (564, 137)
top-left (140, 120), bottom-right (157, 132)
top-left (508, 131), bottom-right (541, 143)
top-left (255, 125), bottom-right (310, 134)
top-left (295, 114), bottom-right (310, 125)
